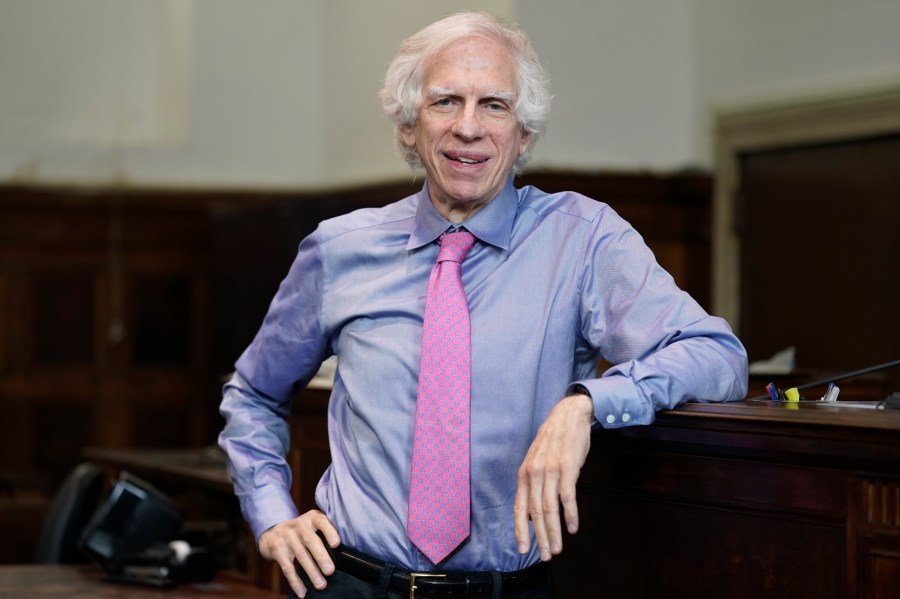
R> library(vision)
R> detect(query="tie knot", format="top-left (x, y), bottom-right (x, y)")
top-left (436, 231), bottom-right (476, 264)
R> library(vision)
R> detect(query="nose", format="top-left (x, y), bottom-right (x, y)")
top-left (450, 104), bottom-right (485, 141)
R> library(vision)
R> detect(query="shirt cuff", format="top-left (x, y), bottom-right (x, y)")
top-left (569, 375), bottom-right (654, 428)
top-left (245, 483), bottom-right (300, 542)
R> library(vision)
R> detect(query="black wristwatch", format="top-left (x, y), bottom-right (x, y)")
top-left (569, 384), bottom-right (591, 398)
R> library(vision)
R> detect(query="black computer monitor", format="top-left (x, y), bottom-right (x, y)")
top-left (79, 471), bottom-right (182, 569)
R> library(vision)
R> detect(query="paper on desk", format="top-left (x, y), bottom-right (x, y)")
top-left (748, 346), bottom-right (796, 375)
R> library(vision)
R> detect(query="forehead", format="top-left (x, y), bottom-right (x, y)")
top-left (424, 35), bottom-right (518, 91)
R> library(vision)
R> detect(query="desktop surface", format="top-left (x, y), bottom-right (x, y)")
top-left (0, 564), bottom-right (281, 598)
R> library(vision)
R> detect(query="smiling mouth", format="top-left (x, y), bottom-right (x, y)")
top-left (446, 154), bottom-right (488, 165)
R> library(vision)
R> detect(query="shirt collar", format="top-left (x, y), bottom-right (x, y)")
top-left (406, 177), bottom-right (518, 251)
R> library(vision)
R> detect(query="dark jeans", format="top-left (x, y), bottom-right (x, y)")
top-left (289, 567), bottom-right (555, 599)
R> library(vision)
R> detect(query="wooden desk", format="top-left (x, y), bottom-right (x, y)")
top-left (551, 400), bottom-right (900, 598)
top-left (0, 565), bottom-right (281, 598)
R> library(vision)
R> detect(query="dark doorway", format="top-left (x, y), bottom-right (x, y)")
top-left (738, 133), bottom-right (900, 393)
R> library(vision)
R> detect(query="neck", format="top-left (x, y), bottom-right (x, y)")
top-left (433, 201), bottom-right (487, 224)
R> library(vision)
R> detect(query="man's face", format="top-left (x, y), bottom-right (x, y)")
top-left (401, 36), bottom-right (532, 222)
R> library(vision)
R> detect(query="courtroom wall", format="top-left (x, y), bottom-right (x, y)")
top-left (1, 1), bottom-right (899, 189)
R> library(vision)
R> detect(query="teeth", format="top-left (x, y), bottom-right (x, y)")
top-left (455, 157), bottom-right (484, 164)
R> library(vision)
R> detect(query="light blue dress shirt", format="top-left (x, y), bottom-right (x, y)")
top-left (218, 178), bottom-right (748, 573)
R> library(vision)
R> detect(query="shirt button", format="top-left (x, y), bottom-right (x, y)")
top-left (622, 413), bottom-right (631, 423)
top-left (605, 414), bottom-right (616, 424)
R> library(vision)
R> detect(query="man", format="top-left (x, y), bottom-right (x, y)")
top-left (219, 11), bottom-right (748, 599)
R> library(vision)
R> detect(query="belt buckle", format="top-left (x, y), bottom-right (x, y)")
top-left (409, 572), bottom-right (446, 599)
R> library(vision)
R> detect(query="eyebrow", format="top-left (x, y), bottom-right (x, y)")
top-left (424, 86), bottom-right (517, 104)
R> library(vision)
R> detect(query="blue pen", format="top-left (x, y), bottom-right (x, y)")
top-left (766, 382), bottom-right (779, 402)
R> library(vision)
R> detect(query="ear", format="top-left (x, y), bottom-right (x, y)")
top-left (400, 123), bottom-right (416, 148)
top-left (518, 129), bottom-right (533, 157)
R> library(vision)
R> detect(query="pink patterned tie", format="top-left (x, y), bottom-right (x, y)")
top-left (407, 230), bottom-right (476, 564)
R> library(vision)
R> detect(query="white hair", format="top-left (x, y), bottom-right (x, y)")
top-left (380, 11), bottom-right (551, 173)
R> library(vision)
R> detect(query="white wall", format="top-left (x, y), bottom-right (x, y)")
top-left (520, 0), bottom-right (697, 171)
top-left (0, 0), bottom-right (328, 187)
top-left (1, 0), bottom-right (899, 188)
top-left (693, 0), bottom-right (900, 163)
top-left (0, 0), bottom-right (192, 182)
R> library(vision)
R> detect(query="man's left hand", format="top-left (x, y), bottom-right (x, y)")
top-left (513, 392), bottom-right (593, 561)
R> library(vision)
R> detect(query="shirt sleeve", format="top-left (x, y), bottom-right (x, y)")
top-left (218, 231), bottom-right (331, 540)
top-left (219, 372), bottom-right (301, 540)
top-left (572, 205), bottom-right (748, 429)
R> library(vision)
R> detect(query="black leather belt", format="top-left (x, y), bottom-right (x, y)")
top-left (329, 544), bottom-right (550, 598)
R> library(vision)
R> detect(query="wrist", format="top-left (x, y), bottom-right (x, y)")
top-left (565, 384), bottom-right (596, 427)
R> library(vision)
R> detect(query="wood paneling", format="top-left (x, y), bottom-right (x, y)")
top-left (0, 189), bottom-right (216, 497)
top-left (553, 401), bottom-right (900, 599)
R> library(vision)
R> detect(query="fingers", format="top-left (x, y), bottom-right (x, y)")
top-left (558, 469), bottom-right (580, 535)
top-left (516, 448), bottom-right (563, 561)
top-left (260, 525), bottom-right (309, 597)
top-left (514, 394), bottom-right (593, 562)
top-left (259, 510), bottom-right (341, 597)
top-left (273, 543), bottom-right (308, 598)
top-left (541, 470), bottom-right (564, 556)
top-left (513, 481), bottom-right (531, 555)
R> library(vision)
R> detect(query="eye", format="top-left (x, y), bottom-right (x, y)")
top-left (435, 97), bottom-right (454, 107)
top-left (483, 98), bottom-right (512, 113)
